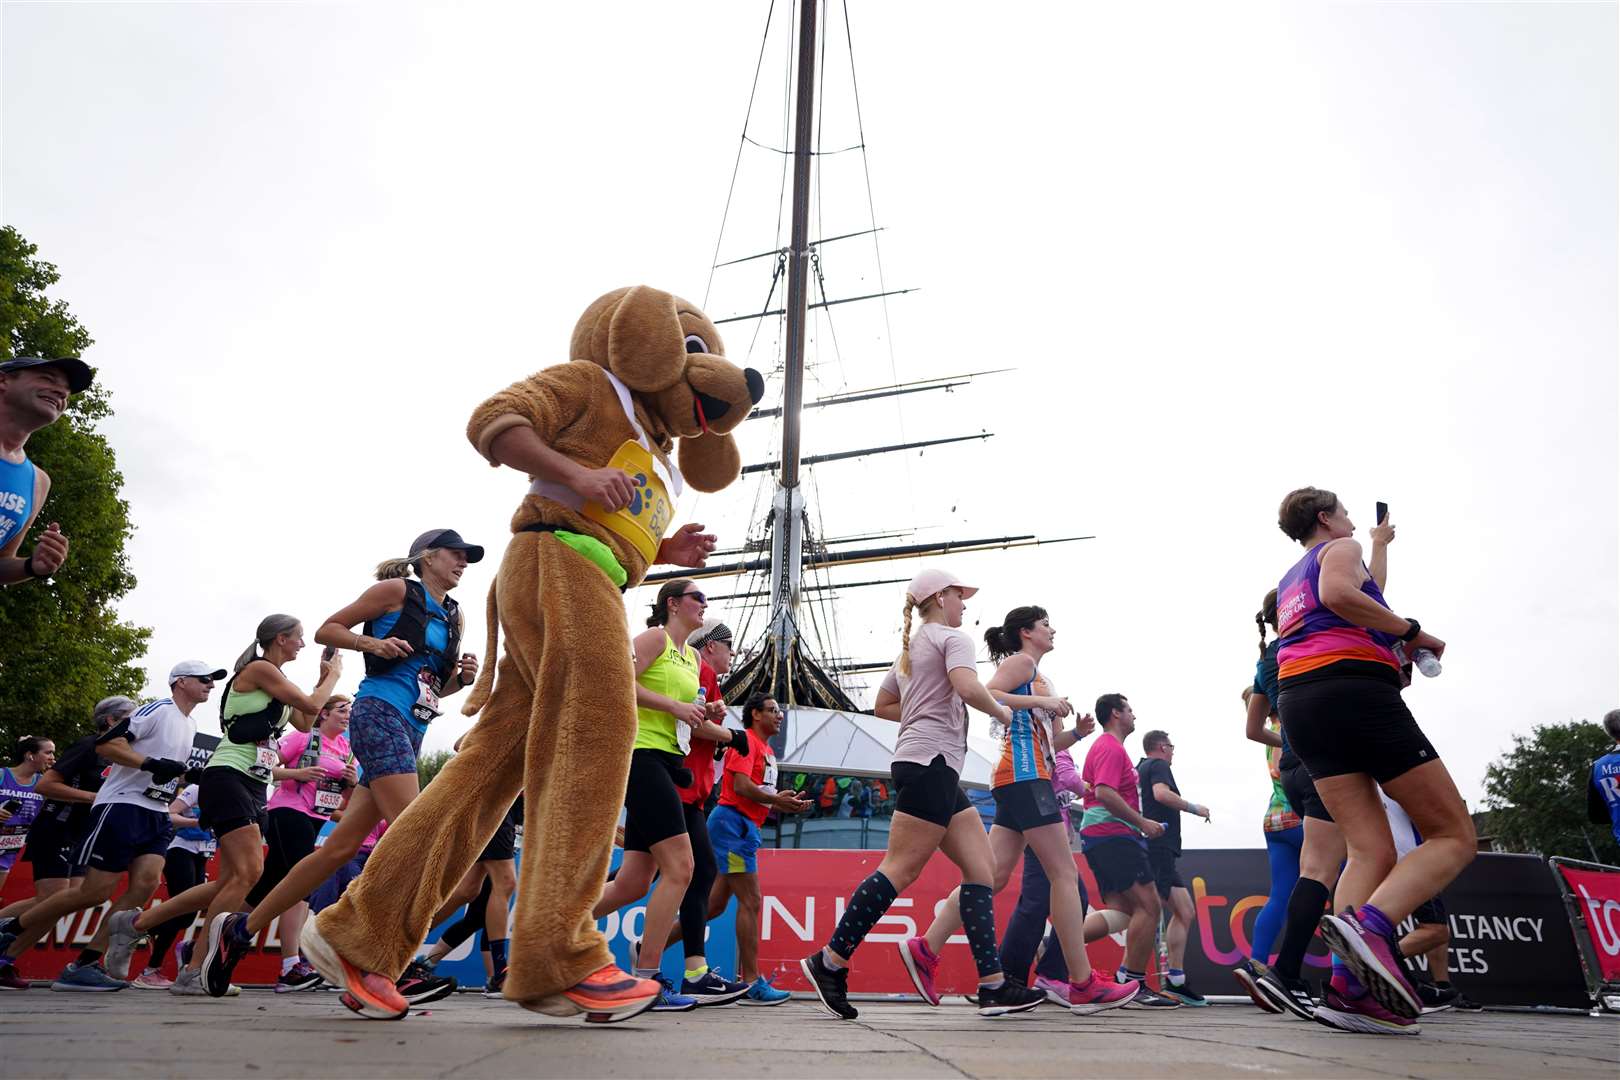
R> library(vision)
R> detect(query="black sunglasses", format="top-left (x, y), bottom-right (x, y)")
top-left (678, 591), bottom-right (707, 603)
top-left (192, 676), bottom-right (216, 686)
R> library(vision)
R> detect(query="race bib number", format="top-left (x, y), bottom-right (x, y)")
top-left (313, 779), bottom-right (345, 815)
top-left (412, 671), bottom-right (443, 724)
top-left (143, 778), bottom-right (180, 805)
top-left (675, 717), bottom-right (692, 756)
top-left (760, 758), bottom-right (778, 795)
top-left (581, 440), bottom-right (674, 565)
top-left (196, 837), bottom-right (218, 855)
top-left (249, 742), bottom-right (280, 783)
top-left (0, 831), bottom-right (25, 852)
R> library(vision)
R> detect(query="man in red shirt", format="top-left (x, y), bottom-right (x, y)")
top-left (708, 694), bottom-right (811, 1003)
top-left (1078, 693), bottom-right (1179, 1009)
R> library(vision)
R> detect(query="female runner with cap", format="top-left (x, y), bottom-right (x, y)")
top-left (1270, 488), bottom-right (1473, 1034)
top-left (799, 570), bottom-right (1046, 1020)
top-left (186, 530), bottom-right (480, 1009)
top-left (904, 605), bottom-right (1137, 1015)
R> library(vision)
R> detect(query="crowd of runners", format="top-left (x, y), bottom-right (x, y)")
top-left (0, 359), bottom-right (1525, 1037)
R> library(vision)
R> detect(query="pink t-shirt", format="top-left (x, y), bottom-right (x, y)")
top-left (1080, 731), bottom-right (1141, 840)
top-left (267, 729), bottom-right (353, 819)
top-left (359, 818), bottom-right (388, 852)
top-left (880, 622), bottom-right (978, 773)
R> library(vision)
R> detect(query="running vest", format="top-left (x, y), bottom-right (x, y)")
top-left (635, 632), bottom-right (699, 754)
top-left (213, 681), bottom-right (291, 782)
top-left (362, 579), bottom-right (460, 685)
top-left (0, 456), bottom-right (35, 552)
top-left (528, 368), bottom-right (683, 566)
top-left (1276, 542), bottom-right (1401, 685)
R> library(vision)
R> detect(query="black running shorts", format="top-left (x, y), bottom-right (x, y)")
top-left (479, 813), bottom-right (517, 863)
top-left (1412, 894), bottom-right (1448, 927)
top-left (891, 755), bottom-right (973, 828)
top-left (1279, 752), bottom-right (1334, 822)
top-left (1082, 836), bottom-right (1154, 898)
top-left (1147, 843), bottom-right (1185, 900)
top-left (622, 749), bottom-right (689, 853)
top-left (1277, 673), bottom-right (1439, 784)
top-left (991, 779), bottom-right (1063, 833)
top-left (198, 767), bottom-right (268, 838)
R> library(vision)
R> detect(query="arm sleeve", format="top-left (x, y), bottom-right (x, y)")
top-left (465, 363), bottom-right (596, 465)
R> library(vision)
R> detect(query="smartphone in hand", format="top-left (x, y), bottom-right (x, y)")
top-left (1376, 501), bottom-right (1389, 525)
top-left (321, 645), bottom-right (337, 661)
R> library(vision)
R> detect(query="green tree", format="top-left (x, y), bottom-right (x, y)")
top-left (417, 748), bottom-right (453, 788)
top-left (0, 226), bottom-right (149, 751)
top-left (1483, 720), bottom-right (1620, 864)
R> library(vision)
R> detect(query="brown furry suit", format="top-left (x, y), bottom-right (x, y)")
top-left (312, 286), bottom-right (761, 1011)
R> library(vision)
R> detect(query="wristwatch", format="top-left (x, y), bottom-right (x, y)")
top-left (1399, 618), bottom-right (1422, 643)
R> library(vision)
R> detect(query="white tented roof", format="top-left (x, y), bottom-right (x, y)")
top-left (726, 706), bottom-right (996, 790)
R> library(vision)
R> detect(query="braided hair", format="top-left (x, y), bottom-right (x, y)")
top-left (1256, 588), bottom-right (1278, 656)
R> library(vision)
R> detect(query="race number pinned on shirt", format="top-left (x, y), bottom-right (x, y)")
top-left (142, 777), bottom-right (181, 805)
top-left (760, 757), bottom-right (779, 796)
top-left (0, 831), bottom-right (24, 852)
top-left (313, 777), bottom-right (345, 816)
top-left (412, 669), bottom-right (443, 725)
top-left (250, 742), bottom-right (280, 783)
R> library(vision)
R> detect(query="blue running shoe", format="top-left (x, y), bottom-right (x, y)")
top-left (651, 974), bottom-right (698, 1012)
top-left (51, 962), bottom-right (128, 992)
top-left (742, 974), bottom-right (791, 1005)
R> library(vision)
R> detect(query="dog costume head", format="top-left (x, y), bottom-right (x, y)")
top-left (571, 286), bottom-right (764, 493)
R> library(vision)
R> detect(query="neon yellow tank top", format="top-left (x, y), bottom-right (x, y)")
top-left (635, 632), bottom-right (699, 753)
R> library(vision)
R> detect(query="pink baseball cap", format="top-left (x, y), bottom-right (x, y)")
top-left (906, 568), bottom-right (977, 604)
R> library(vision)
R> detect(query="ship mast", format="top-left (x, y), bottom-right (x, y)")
top-left (763, 0), bottom-right (819, 705)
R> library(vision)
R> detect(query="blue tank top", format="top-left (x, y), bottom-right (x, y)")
top-left (0, 457), bottom-right (36, 551)
top-left (356, 591), bottom-right (452, 734)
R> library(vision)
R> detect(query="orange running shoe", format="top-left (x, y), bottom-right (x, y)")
top-left (521, 964), bottom-right (660, 1024)
top-left (299, 917), bottom-right (408, 1021)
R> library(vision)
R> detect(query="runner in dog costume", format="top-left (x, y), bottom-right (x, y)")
top-left (303, 285), bottom-right (764, 1022)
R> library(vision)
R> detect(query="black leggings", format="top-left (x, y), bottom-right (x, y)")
top-left (150, 848), bottom-right (209, 964)
top-left (441, 875), bottom-right (494, 951)
top-left (677, 801), bottom-right (717, 960)
top-left (247, 808), bottom-right (320, 907)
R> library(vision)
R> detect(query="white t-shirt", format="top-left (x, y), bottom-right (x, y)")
top-left (881, 622), bottom-right (978, 774)
top-left (1380, 789), bottom-right (1422, 860)
top-left (94, 699), bottom-right (197, 812)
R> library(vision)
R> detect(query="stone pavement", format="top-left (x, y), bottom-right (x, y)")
top-left (1, 991), bottom-right (1614, 1078)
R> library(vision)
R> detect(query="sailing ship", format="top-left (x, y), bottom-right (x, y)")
top-left (630, 0), bottom-right (1084, 790)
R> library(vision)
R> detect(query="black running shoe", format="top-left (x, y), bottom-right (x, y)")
top-left (681, 969), bottom-right (749, 1007)
top-left (975, 979), bottom-right (1045, 1017)
top-left (1417, 980), bottom-right (1457, 1013)
top-left (1253, 965), bottom-right (1316, 1021)
top-left (1452, 990), bottom-right (1483, 1012)
top-left (396, 960), bottom-right (457, 1005)
top-left (799, 951), bottom-right (857, 1020)
top-left (1121, 984), bottom-right (1182, 1010)
top-left (483, 968), bottom-right (507, 1000)
top-left (1234, 959), bottom-right (1283, 1014)
top-left (200, 912), bottom-right (252, 998)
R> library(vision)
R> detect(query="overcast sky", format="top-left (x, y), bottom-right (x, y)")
top-left (3, 1), bottom-right (1615, 849)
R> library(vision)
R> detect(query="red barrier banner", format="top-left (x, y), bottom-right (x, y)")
top-left (1555, 861), bottom-right (1620, 985)
top-left (0, 861), bottom-right (287, 986)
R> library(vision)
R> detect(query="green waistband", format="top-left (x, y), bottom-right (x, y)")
top-left (553, 529), bottom-right (628, 588)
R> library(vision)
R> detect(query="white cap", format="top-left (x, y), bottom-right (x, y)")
top-left (169, 660), bottom-right (227, 685)
top-left (906, 568), bottom-right (977, 604)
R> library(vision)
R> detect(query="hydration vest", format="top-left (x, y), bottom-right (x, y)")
top-left (362, 579), bottom-right (460, 686)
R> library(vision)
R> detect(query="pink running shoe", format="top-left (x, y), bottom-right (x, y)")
top-left (1317, 909), bottom-right (1421, 1020)
top-left (898, 937), bottom-right (941, 1006)
top-left (1312, 984), bottom-right (1419, 1036)
top-left (130, 968), bottom-right (173, 991)
top-left (299, 916), bottom-right (408, 1021)
top-left (1068, 973), bottom-right (1138, 1016)
top-left (1032, 974), bottom-right (1072, 1006)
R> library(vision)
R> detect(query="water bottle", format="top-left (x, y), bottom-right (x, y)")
top-left (1411, 648), bottom-right (1442, 678)
top-left (298, 730), bottom-right (322, 770)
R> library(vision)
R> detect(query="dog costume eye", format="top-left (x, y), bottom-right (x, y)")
top-left (684, 334), bottom-right (709, 355)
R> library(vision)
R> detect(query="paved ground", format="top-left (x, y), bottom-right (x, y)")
top-left (1, 990), bottom-right (1614, 1078)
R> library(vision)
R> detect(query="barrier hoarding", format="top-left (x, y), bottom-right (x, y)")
top-left (1549, 856), bottom-right (1620, 1006)
top-left (1, 848), bottom-right (1590, 1007)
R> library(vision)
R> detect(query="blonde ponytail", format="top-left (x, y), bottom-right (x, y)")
top-left (897, 596), bottom-right (917, 677)
top-left (375, 557), bottom-right (415, 581)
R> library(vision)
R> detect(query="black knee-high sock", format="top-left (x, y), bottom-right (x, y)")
top-left (958, 883), bottom-right (1001, 980)
top-left (827, 872), bottom-right (898, 960)
top-left (1274, 877), bottom-right (1331, 980)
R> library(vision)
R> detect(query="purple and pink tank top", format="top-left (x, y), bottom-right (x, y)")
top-left (1276, 542), bottom-right (1401, 684)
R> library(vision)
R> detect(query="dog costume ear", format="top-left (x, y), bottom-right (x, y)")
top-left (679, 434), bottom-right (742, 493)
top-left (608, 285), bottom-right (686, 394)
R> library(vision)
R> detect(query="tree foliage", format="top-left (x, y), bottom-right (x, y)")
top-left (1483, 720), bottom-right (1620, 864)
top-left (0, 226), bottom-right (150, 751)
top-left (417, 748), bottom-right (454, 788)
